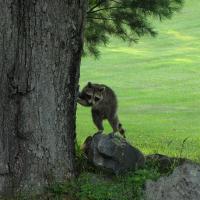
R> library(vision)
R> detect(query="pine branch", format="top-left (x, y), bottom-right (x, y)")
top-left (88, 6), bottom-right (127, 14)
top-left (85, 0), bottom-right (184, 57)
top-left (110, 0), bottom-right (122, 5)
top-left (87, 16), bottom-right (115, 21)
top-left (87, 1), bottom-right (104, 13)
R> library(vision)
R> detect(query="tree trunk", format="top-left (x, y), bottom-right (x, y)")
top-left (0, 0), bottom-right (86, 197)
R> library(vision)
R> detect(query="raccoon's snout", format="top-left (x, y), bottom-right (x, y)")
top-left (85, 97), bottom-right (94, 106)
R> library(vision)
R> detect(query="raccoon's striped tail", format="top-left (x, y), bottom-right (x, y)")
top-left (118, 123), bottom-right (126, 138)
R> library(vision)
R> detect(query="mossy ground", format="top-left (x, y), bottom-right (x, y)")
top-left (49, 164), bottom-right (161, 200)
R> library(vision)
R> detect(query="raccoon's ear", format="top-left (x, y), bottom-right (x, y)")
top-left (87, 82), bottom-right (92, 88)
top-left (99, 87), bottom-right (105, 92)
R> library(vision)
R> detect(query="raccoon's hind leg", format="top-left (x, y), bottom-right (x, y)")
top-left (92, 109), bottom-right (104, 133)
top-left (108, 116), bottom-right (118, 133)
top-left (108, 116), bottom-right (126, 138)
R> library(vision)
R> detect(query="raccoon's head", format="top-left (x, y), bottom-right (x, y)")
top-left (79, 82), bottom-right (105, 106)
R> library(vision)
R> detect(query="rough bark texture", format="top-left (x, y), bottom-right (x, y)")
top-left (0, 0), bottom-right (86, 197)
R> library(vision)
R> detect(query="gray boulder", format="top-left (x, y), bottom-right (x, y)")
top-left (82, 132), bottom-right (145, 174)
top-left (144, 162), bottom-right (200, 200)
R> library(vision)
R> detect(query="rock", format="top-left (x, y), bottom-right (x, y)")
top-left (145, 153), bottom-right (187, 173)
top-left (82, 132), bottom-right (145, 174)
top-left (144, 162), bottom-right (200, 200)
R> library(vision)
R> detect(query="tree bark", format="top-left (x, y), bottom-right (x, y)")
top-left (0, 0), bottom-right (86, 197)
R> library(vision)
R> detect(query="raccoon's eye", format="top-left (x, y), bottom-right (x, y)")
top-left (86, 94), bottom-right (92, 99)
top-left (94, 97), bottom-right (100, 102)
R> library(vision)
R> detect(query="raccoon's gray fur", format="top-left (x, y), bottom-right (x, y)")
top-left (78, 82), bottom-right (125, 137)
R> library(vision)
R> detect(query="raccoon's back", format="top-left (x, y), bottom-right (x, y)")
top-left (94, 84), bottom-right (118, 114)
top-left (104, 85), bottom-right (117, 106)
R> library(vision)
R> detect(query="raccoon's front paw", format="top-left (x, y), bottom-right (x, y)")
top-left (113, 131), bottom-right (125, 139)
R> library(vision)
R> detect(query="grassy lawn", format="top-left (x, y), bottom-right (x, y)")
top-left (77, 0), bottom-right (200, 162)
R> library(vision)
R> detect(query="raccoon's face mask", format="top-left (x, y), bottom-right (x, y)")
top-left (82, 82), bottom-right (105, 106)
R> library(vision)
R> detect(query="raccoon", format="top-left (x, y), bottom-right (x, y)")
top-left (78, 82), bottom-right (125, 137)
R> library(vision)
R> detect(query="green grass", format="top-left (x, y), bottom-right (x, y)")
top-left (77, 0), bottom-right (200, 162)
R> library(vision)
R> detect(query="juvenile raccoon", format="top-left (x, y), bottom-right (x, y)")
top-left (78, 82), bottom-right (125, 137)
